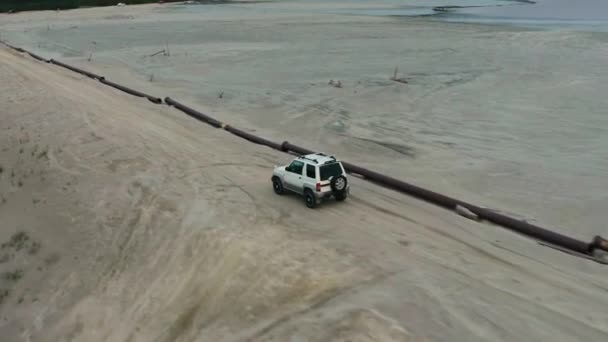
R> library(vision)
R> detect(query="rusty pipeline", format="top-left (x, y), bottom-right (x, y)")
top-left (50, 59), bottom-right (104, 80)
top-left (224, 125), bottom-right (283, 150)
top-left (164, 97), bottom-right (223, 128)
top-left (99, 79), bottom-right (162, 104)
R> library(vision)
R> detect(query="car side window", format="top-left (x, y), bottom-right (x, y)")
top-left (306, 164), bottom-right (316, 179)
top-left (288, 161), bottom-right (304, 175)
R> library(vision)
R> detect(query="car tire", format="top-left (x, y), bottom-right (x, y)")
top-left (330, 175), bottom-right (348, 195)
top-left (304, 189), bottom-right (317, 209)
top-left (272, 177), bottom-right (284, 195)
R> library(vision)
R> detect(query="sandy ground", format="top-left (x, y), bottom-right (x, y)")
top-left (1, 1), bottom-right (607, 239)
top-left (1, 39), bottom-right (608, 341)
top-left (1, 2), bottom-right (608, 341)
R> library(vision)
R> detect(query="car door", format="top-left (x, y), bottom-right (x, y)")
top-left (284, 160), bottom-right (304, 192)
top-left (304, 163), bottom-right (317, 190)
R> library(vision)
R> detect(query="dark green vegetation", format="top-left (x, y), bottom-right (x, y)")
top-left (0, 0), bottom-right (183, 13)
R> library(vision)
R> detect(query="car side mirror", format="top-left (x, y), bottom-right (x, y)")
top-left (285, 166), bottom-right (291, 172)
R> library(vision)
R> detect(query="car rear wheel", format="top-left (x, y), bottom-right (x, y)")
top-left (272, 177), bottom-right (284, 195)
top-left (304, 189), bottom-right (317, 209)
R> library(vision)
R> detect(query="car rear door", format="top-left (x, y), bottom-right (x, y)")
top-left (304, 163), bottom-right (317, 191)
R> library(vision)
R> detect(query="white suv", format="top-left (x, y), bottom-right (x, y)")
top-left (271, 153), bottom-right (349, 208)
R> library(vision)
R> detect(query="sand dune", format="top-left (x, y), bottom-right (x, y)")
top-left (1, 41), bottom-right (608, 341)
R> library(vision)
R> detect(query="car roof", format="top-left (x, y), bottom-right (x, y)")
top-left (296, 153), bottom-right (339, 166)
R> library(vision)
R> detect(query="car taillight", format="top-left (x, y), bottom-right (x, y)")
top-left (316, 183), bottom-right (321, 192)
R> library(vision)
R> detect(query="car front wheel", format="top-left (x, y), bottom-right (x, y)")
top-left (272, 177), bottom-right (284, 195)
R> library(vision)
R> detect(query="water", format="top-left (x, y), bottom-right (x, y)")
top-left (216, 0), bottom-right (608, 30)
top-left (442, 0), bottom-right (608, 30)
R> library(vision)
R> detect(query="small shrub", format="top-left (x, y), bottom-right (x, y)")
top-left (8, 232), bottom-right (30, 250)
top-left (5, 269), bottom-right (24, 282)
top-left (37, 150), bottom-right (48, 160)
top-left (0, 289), bottom-right (9, 304)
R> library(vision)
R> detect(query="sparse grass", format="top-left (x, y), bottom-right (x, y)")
top-left (0, 254), bottom-right (9, 263)
top-left (17, 180), bottom-right (23, 187)
top-left (18, 296), bottom-right (23, 304)
top-left (28, 241), bottom-right (41, 255)
top-left (0, 166), bottom-right (3, 174)
top-left (0, 289), bottom-right (9, 305)
top-left (2, 232), bottom-right (30, 251)
top-left (4, 269), bottom-right (24, 282)
top-left (19, 148), bottom-right (23, 154)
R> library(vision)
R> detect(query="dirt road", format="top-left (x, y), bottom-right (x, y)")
top-left (1, 46), bottom-right (607, 342)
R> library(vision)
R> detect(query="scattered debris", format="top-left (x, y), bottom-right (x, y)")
top-left (165, 41), bottom-right (171, 57)
top-left (328, 79), bottom-right (343, 88)
top-left (218, 90), bottom-right (224, 99)
top-left (148, 49), bottom-right (166, 57)
top-left (390, 66), bottom-right (409, 84)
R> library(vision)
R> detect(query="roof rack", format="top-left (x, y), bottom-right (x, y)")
top-left (299, 155), bottom-right (319, 164)
top-left (298, 153), bottom-right (337, 165)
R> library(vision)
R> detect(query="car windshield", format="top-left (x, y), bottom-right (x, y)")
top-left (320, 163), bottom-right (343, 181)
